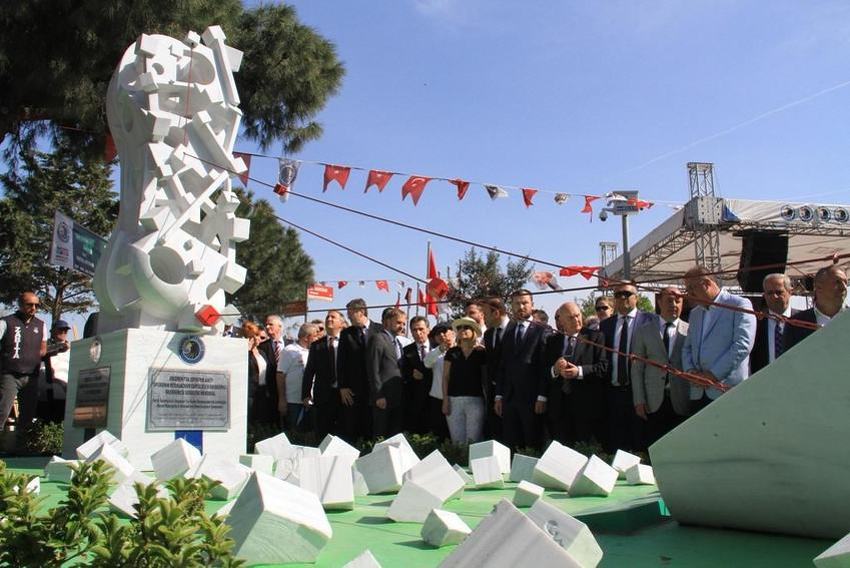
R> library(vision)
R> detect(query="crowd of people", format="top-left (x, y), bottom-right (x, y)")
top-left (1, 262), bottom-right (846, 456)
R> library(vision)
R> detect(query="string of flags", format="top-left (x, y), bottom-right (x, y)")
top-left (232, 151), bottom-right (656, 220)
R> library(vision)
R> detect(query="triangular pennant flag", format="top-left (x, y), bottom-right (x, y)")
top-left (323, 164), bottom-right (351, 192)
top-left (404, 287), bottom-right (413, 304)
top-left (273, 182), bottom-right (289, 202)
top-left (485, 184), bottom-right (508, 200)
top-left (365, 170), bottom-right (393, 193)
top-left (627, 197), bottom-right (653, 210)
top-left (521, 188), bottom-right (538, 208)
top-left (277, 158), bottom-right (300, 201)
top-left (338, 280), bottom-right (348, 289)
top-left (234, 152), bottom-right (252, 186)
top-left (376, 280), bottom-right (389, 292)
top-left (401, 176), bottom-right (431, 206)
top-left (531, 271), bottom-right (554, 290)
top-left (358, 281), bottom-right (366, 287)
top-left (582, 195), bottom-right (599, 221)
top-left (450, 179), bottom-right (471, 201)
top-left (554, 193), bottom-right (569, 205)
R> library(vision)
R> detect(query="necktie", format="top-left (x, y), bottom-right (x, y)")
top-left (273, 340), bottom-right (282, 361)
top-left (663, 322), bottom-right (675, 357)
top-left (494, 327), bottom-right (503, 349)
top-left (516, 322), bottom-right (526, 343)
top-left (419, 344), bottom-right (426, 361)
top-left (564, 336), bottom-right (576, 360)
top-left (328, 337), bottom-right (336, 381)
top-left (358, 326), bottom-right (366, 346)
top-left (395, 337), bottom-right (403, 360)
top-left (617, 315), bottom-right (630, 386)
top-left (774, 321), bottom-right (784, 360)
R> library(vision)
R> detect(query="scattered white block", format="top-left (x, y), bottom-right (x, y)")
top-left (12, 476), bottom-right (41, 495)
top-left (151, 438), bottom-right (202, 481)
top-left (625, 464), bottom-right (655, 486)
top-left (611, 450), bottom-right (642, 480)
top-left (453, 464), bottom-right (473, 486)
top-left (513, 480), bottom-right (544, 507)
top-left (510, 453), bottom-right (539, 483)
top-left (108, 472), bottom-right (166, 518)
top-left (421, 509), bottom-right (471, 547)
top-left (239, 454), bottom-right (275, 475)
top-left (469, 440), bottom-right (511, 477)
top-left (441, 499), bottom-right (581, 567)
top-left (532, 441), bottom-right (588, 491)
top-left (470, 456), bottom-right (504, 489)
top-left (402, 450), bottom-right (465, 501)
top-left (87, 442), bottom-right (135, 484)
top-left (570, 455), bottom-right (618, 497)
top-left (527, 499), bottom-right (604, 567)
top-left (352, 466), bottom-right (369, 497)
top-left (214, 498), bottom-right (236, 519)
top-left (226, 472), bottom-right (333, 565)
top-left (76, 430), bottom-right (130, 461)
top-left (343, 549), bottom-right (383, 568)
top-left (387, 480), bottom-right (444, 523)
top-left (191, 455), bottom-right (252, 500)
top-left (355, 445), bottom-right (404, 494)
top-left (297, 455), bottom-right (355, 510)
top-left (374, 433), bottom-right (419, 475)
top-left (319, 434), bottom-right (361, 460)
top-left (273, 445), bottom-right (322, 484)
top-left (814, 532), bottom-right (850, 568)
top-left (254, 432), bottom-right (295, 459)
top-left (44, 456), bottom-right (80, 483)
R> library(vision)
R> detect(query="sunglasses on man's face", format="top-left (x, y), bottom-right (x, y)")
top-left (595, 305), bottom-right (610, 312)
top-left (614, 291), bottom-right (635, 299)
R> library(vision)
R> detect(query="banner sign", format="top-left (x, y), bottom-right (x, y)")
top-left (49, 211), bottom-right (108, 277)
top-left (307, 284), bottom-right (334, 302)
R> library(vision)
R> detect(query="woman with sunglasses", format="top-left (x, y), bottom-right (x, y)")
top-left (441, 316), bottom-right (487, 443)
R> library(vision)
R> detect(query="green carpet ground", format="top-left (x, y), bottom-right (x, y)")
top-left (4, 456), bottom-right (831, 567)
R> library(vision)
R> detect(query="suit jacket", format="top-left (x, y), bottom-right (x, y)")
top-left (600, 311), bottom-right (658, 385)
top-left (750, 308), bottom-right (800, 374)
top-left (631, 318), bottom-right (690, 416)
top-left (401, 341), bottom-right (432, 385)
top-left (366, 329), bottom-right (404, 407)
top-left (782, 308), bottom-right (818, 354)
top-left (337, 321), bottom-right (383, 398)
top-left (495, 320), bottom-right (551, 404)
top-left (302, 335), bottom-right (338, 405)
top-left (257, 339), bottom-right (280, 403)
top-left (542, 327), bottom-right (607, 397)
top-left (483, 325), bottom-right (506, 392)
top-left (682, 290), bottom-right (757, 399)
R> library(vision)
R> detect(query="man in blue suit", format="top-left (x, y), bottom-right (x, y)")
top-left (682, 266), bottom-right (757, 413)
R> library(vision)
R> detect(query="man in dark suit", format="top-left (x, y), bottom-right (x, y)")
top-left (494, 289), bottom-right (551, 451)
top-left (751, 273), bottom-right (798, 374)
top-left (302, 310), bottom-right (346, 442)
top-left (481, 297), bottom-right (510, 441)
top-left (785, 265), bottom-right (847, 351)
top-left (337, 298), bottom-right (383, 443)
top-left (543, 302), bottom-right (607, 446)
top-left (401, 315), bottom-right (432, 434)
top-left (257, 314), bottom-right (282, 425)
top-left (600, 281), bottom-right (657, 453)
top-left (367, 307), bottom-right (407, 438)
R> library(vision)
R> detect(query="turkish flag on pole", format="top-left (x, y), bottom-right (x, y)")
top-left (450, 179), bottom-right (471, 201)
top-left (233, 152), bottom-right (251, 186)
top-left (376, 280), bottom-right (389, 292)
top-left (323, 164), bottom-right (351, 192)
top-left (418, 289), bottom-right (428, 307)
top-left (427, 249), bottom-right (439, 280)
top-left (365, 170), bottom-right (393, 193)
top-left (401, 176), bottom-right (431, 206)
top-left (521, 188), bottom-right (538, 208)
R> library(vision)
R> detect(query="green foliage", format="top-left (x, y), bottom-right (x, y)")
top-left (20, 420), bottom-right (64, 455)
top-left (0, 144), bottom-right (117, 320)
top-left (0, 459), bottom-right (243, 567)
top-left (448, 248), bottom-right (533, 317)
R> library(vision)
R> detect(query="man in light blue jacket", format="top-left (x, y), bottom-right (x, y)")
top-left (682, 266), bottom-right (756, 412)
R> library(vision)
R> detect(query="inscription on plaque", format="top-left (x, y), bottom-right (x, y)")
top-left (73, 367), bottom-right (111, 428)
top-left (147, 368), bottom-right (230, 431)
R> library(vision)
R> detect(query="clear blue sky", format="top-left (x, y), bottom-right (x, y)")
top-left (239, 1), bottom-right (850, 332)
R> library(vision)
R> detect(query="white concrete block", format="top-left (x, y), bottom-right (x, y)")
top-left (44, 456), bottom-right (80, 484)
top-left (402, 450), bottom-right (465, 502)
top-left (274, 445), bottom-right (322, 485)
top-left (343, 549), bottom-right (383, 568)
top-left (570, 455), bottom-right (618, 497)
top-left (13, 476), bottom-right (41, 495)
top-left (387, 480), bottom-right (444, 523)
top-left (352, 466), bottom-right (369, 497)
top-left (191, 455), bottom-right (252, 500)
top-left (76, 430), bottom-right (130, 461)
top-left (513, 480), bottom-right (544, 507)
top-left (239, 454), bottom-right (275, 475)
top-left (214, 498), bottom-right (236, 519)
top-left (355, 445), bottom-right (404, 494)
top-left (532, 441), bottom-right (588, 491)
top-left (625, 464), bottom-right (655, 486)
top-left (254, 432), bottom-right (294, 459)
top-left (226, 472), bottom-right (333, 565)
top-left (374, 433), bottom-right (419, 475)
top-left (469, 440), bottom-right (511, 476)
top-left (814, 532), bottom-right (850, 568)
top-left (421, 508), bottom-right (471, 547)
top-left (611, 449), bottom-right (642, 480)
top-left (527, 499), bottom-right (604, 567)
top-left (108, 472), bottom-right (167, 518)
top-left (150, 438), bottom-right (202, 481)
top-left (441, 499), bottom-right (581, 567)
top-left (297, 455), bottom-right (355, 510)
top-left (470, 456), bottom-right (504, 489)
top-left (319, 434), bottom-right (361, 460)
top-left (453, 464), bottom-right (474, 486)
top-left (87, 442), bottom-right (135, 484)
top-left (510, 453), bottom-right (539, 483)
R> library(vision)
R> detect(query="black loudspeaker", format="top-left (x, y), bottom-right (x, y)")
top-left (736, 231), bottom-right (789, 293)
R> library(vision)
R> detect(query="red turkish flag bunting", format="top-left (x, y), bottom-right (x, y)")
top-left (582, 195), bottom-right (600, 221)
top-left (428, 249), bottom-right (439, 280)
top-left (521, 188), bottom-right (538, 208)
top-left (338, 280), bottom-right (348, 289)
top-left (401, 176), bottom-right (431, 206)
top-left (450, 179), bottom-right (471, 201)
top-left (559, 265), bottom-right (601, 280)
top-left (365, 170), bottom-right (393, 193)
top-left (273, 183), bottom-right (289, 201)
top-left (323, 164), bottom-right (351, 192)
top-left (376, 280), bottom-right (389, 292)
top-left (233, 152), bottom-right (252, 186)
top-left (427, 277), bottom-right (449, 299)
top-left (627, 197), bottom-right (653, 210)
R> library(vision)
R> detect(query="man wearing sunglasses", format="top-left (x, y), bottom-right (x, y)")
top-left (0, 291), bottom-right (48, 431)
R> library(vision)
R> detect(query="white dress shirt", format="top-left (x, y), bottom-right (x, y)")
top-left (767, 307), bottom-right (791, 363)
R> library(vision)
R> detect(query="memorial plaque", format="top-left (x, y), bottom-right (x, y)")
top-left (147, 368), bottom-right (230, 431)
top-left (73, 367), bottom-right (111, 428)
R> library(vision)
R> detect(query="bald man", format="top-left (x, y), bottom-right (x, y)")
top-left (542, 302), bottom-right (607, 446)
top-left (784, 265), bottom-right (848, 351)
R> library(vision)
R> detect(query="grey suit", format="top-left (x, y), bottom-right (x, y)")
top-left (366, 328), bottom-right (404, 437)
top-left (632, 318), bottom-right (691, 416)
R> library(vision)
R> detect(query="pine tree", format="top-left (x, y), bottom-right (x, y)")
top-left (447, 248), bottom-right (533, 316)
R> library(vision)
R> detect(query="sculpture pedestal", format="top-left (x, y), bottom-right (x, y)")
top-left (62, 328), bottom-right (248, 470)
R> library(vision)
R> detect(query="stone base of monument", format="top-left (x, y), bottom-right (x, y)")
top-left (62, 329), bottom-right (248, 470)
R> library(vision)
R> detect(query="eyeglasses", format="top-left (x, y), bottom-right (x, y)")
top-left (595, 305), bottom-right (610, 312)
top-left (613, 291), bottom-right (635, 299)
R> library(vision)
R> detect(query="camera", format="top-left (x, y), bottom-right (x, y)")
top-left (599, 210), bottom-right (608, 222)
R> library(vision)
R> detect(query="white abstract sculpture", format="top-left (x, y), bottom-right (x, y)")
top-left (95, 26), bottom-right (250, 334)
top-left (421, 509), bottom-right (471, 547)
